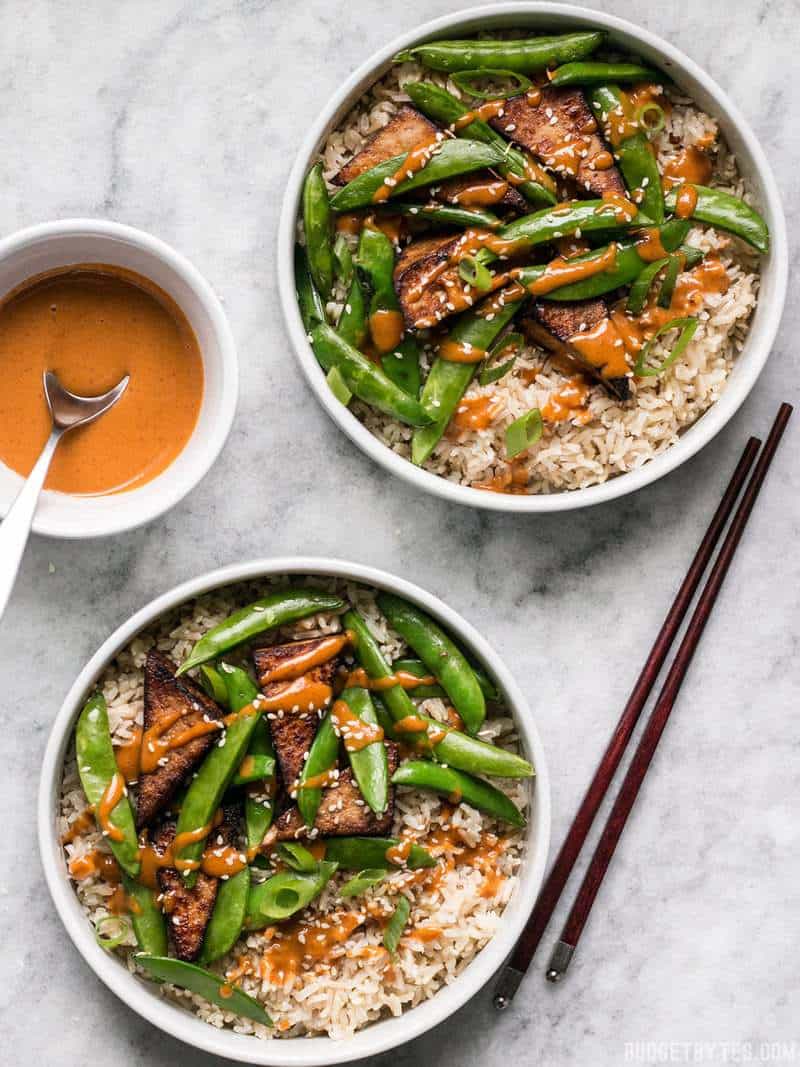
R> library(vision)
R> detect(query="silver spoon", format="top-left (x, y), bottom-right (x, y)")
top-left (0, 370), bottom-right (129, 620)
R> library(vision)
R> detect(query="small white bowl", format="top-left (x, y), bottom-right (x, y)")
top-left (278, 2), bottom-right (788, 513)
top-left (0, 219), bottom-right (238, 538)
top-left (38, 557), bottom-right (551, 1065)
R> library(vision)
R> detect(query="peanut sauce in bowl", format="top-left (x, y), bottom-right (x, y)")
top-left (0, 218), bottom-right (237, 536)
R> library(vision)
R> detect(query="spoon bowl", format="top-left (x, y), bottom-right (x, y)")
top-left (44, 370), bottom-right (129, 431)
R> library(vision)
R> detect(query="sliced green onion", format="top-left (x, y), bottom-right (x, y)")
top-left (451, 68), bottom-right (532, 101)
top-left (277, 842), bottom-right (318, 873)
top-left (333, 234), bottom-right (354, 289)
top-left (657, 254), bottom-right (681, 308)
top-left (383, 895), bottom-right (411, 955)
top-left (95, 914), bottom-right (132, 951)
top-left (505, 408), bottom-right (543, 458)
top-left (478, 330), bottom-right (524, 386)
top-left (626, 257), bottom-right (669, 315)
top-left (326, 364), bottom-right (352, 405)
top-left (458, 254), bottom-right (493, 292)
top-left (636, 102), bottom-right (665, 134)
top-left (339, 868), bottom-right (389, 898)
top-left (634, 317), bottom-right (698, 377)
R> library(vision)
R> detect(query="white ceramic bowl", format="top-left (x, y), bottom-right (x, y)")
top-left (278, 2), bottom-right (787, 513)
top-left (38, 557), bottom-right (551, 1064)
top-left (0, 219), bottom-right (238, 538)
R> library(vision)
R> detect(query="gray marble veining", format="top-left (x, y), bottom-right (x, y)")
top-left (0, 1), bottom-right (798, 1064)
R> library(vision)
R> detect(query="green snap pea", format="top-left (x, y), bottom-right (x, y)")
top-left (231, 753), bottom-right (275, 788)
top-left (542, 219), bottom-right (690, 301)
top-left (338, 687), bottom-right (389, 815)
top-left (177, 589), bottom-right (345, 675)
top-left (330, 140), bottom-right (504, 213)
top-left (244, 861), bottom-right (338, 929)
top-left (381, 337), bottom-right (421, 397)
top-left (550, 61), bottom-right (664, 87)
top-left (377, 594), bottom-right (485, 734)
top-left (657, 253), bottom-right (681, 308)
top-left (310, 323), bottom-right (432, 427)
top-left (337, 272), bottom-right (368, 349)
top-left (198, 664), bottom-right (227, 704)
top-left (297, 709), bottom-right (339, 828)
top-left (296, 712), bottom-right (338, 826)
top-left (339, 868), bottom-right (388, 898)
top-left (411, 297), bottom-right (522, 466)
top-left (383, 895), bottom-right (410, 956)
top-left (588, 86), bottom-right (664, 223)
top-left (626, 256), bottom-right (669, 314)
top-left (295, 244), bottom-right (326, 333)
top-left (277, 842), bottom-right (318, 872)
top-left (245, 791), bottom-right (274, 853)
top-left (323, 836), bottom-right (435, 871)
top-left (199, 867), bottom-right (250, 965)
top-left (391, 658), bottom-right (446, 700)
top-left (345, 609), bottom-right (532, 778)
top-left (392, 761), bottom-right (526, 828)
top-left (394, 657), bottom-right (502, 704)
top-left (303, 162), bottom-right (334, 298)
top-left (394, 31), bottom-right (605, 73)
top-left (386, 201), bottom-right (503, 230)
top-left (123, 875), bottom-right (168, 956)
top-left (404, 82), bottom-right (556, 208)
top-left (333, 233), bottom-right (354, 289)
top-left (174, 665), bottom-right (263, 886)
top-left (663, 184), bottom-right (769, 253)
top-left (75, 693), bottom-right (140, 878)
top-left (135, 954), bottom-right (272, 1026)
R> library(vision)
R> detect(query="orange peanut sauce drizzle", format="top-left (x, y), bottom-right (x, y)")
top-left (115, 725), bottom-right (143, 784)
top-left (451, 395), bottom-right (500, 432)
top-left (342, 667), bottom-right (436, 692)
top-left (526, 242), bottom-right (617, 297)
top-left (369, 308), bottom-right (405, 353)
top-left (385, 839), bottom-right (413, 866)
top-left (473, 455), bottom-right (530, 495)
top-left (139, 710), bottom-right (221, 775)
top-left (61, 806), bottom-right (96, 844)
top-left (371, 132), bottom-right (446, 205)
top-left (331, 699), bottom-right (384, 752)
top-left (541, 376), bottom-right (591, 424)
top-left (259, 632), bottom-right (354, 684)
top-left (674, 183), bottom-right (699, 218)
top-left (96, 772), bottom-right (126, 842)
top-left (449, 177), bottom-right (510, 207)
top-left (661, 144), bottom-right (713, 190)
top-left (68, 848), bottom-right (122, 883)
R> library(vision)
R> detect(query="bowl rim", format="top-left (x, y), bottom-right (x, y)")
top-left (277, 1), bottom-right (788, 514)
top-left (37, 556), bottom-right (552, 1065)
top-left (0, 217), bottom-right (239, 539)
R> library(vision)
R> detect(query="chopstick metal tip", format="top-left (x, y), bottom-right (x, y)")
top-left (545, 941), bottom-right (574, 983)
top-left (492, 964), bottom-right (524, 1010)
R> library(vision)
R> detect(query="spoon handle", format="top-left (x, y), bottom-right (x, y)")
top-left (0, 430), bottom-right (62, 620)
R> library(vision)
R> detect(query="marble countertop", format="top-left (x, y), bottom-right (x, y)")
top-left (1, 1), bottom-right (797, 1063)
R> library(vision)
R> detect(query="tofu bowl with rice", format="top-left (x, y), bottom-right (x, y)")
top-left (39, 559), bottom-right (550, 1063)
top-left (280, 4), bottom-right (786, 513)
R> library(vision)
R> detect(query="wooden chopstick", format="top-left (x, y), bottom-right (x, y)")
top-left (545, 402), bottom-right (793, 982)
top-left (492, 433), bottom-right (761, 1010)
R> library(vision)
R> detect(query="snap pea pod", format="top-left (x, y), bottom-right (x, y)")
top-left (311, 323), bottom-right (432, 427)
top-left (392, 761), bottom-right (525, 828)
top-left (135, 954), bottom-right (272, 1026)
top-left (177, 589), bottom-right (345, 675)
top-left (75, 694), bottom-right (140, 878)
top-left (588, 86), bottom-right (664, 224)
top-left (411, 297), bottom-right (522, 466)
top-left (382, 337), bottom-right (421, 397)
top-left (174, 666), bottom-right (264, 885)
top-left (355, 225), bottom-right (409, 370)
top-left (394, 31), bottom-right (605, 73)
top-left (330, 140), bottom-right (505, 213)
top-left (277, 842), bottom-right (318, 872)
top-left (199, 867), bottom-right (250, 964)
top-left (386, 201), bottom-right (502, 230)
top-left (474, 200), bottom-right (649, 272)
top-left (338, 687), bottom-right (389, 815)
top-left (339, 868), bottom-right (389, 898)
top-left (344, 609), bottom-right (532, 778)
top-left (550, 61), bottom-right (663, 87)
top-left (199, 664), bottom-right (227, 704)
top-left (542, 219), bottom-right (690, 302)
top-left (323, 836), bottom-right (435, 871)
top-left (393, 657), bottom-right (502, 703)
top-left (231, 753), bottom-right (275, 788)
top-left (303, 162), bottom-right (334, 298)
top-left (383, 896), bottom-right (410, 956)
top-left (297, 709), bottom-right (339, 828)
top-left (377, 594), bottom-right (485, 735)
top-left (404, 82), bottom-right (556, 208)
top-left (244, 861), bottom-right (338, 929)
top-left (333, 233), bottom-right (354, 289)
top-left (122, 875), bottom-right (167, 956)
top-left (626, 256), bottom-right (668, 314)
top-left (663, 184), bottom-right (769, 253)
top-left (337, 272), bottom-right (368, 349)
top-left (295, 244), bottom-right (326, 333)
top-left (245, 789), bottom-right (274, 853)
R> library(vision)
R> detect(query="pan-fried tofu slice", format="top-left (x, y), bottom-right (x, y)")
top-left (489, 87), bottom-right (625, 199)
top-left (394, 233), bottom-right (481, 330)
top-left (434, 173), bottom-right (528, 215)
top-left (253, 637), bottom-right (342, 789)
top-left (153, 808), bottom-right (238, 962)
top-left (261, 743), bottom-right (400, 846)
top-left (335, 105), bottom-right (439, 185)
top-left (520, 299), bottom-right (631, 401)
top-left (135, 650), bottom-right (223, 829)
